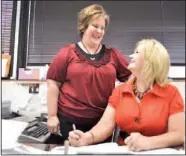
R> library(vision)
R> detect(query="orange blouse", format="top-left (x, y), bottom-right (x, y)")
top-left (109, 83), bottom-right (184, 137)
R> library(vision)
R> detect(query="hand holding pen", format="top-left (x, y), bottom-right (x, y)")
top-left (68, 124), bottom-right (93, 147)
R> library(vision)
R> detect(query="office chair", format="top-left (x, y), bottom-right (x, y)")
top-left (112, 125), bottom-right (120, 142)
top-left (112, 125), bottom-right (129, 143)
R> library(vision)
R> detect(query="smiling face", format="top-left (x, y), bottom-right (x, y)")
top-left (82, 15), bottom-right (105, 47)
top-left (128, 39), bottom-right (170, 87)
top-left (128, 44), bottom-right (145, 75)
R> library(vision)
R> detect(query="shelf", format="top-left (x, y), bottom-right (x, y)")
top-left (2, 79), bottom-right (46, 84)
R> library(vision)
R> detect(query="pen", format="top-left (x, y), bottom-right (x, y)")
top-left (57, 131), bottom-right (62, 136)
top-left (72, 124), bottom-right (76, 130)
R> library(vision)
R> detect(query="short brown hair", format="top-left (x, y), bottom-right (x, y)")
top-left (77, 4), bottom-right (110, 38)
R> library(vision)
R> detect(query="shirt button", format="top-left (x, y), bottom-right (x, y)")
top-left (135, 118), bottom-right (140, 124)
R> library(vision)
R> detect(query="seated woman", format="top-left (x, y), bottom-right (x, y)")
top-left (68, 39), bottom-right (185, 152)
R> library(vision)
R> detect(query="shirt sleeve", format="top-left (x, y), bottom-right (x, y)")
top-left (169, 87), bottom-right (184, 116)
top-left (112, 48), bottom-right (131, 82)
top-left (46, 46), bottom-right (69, 83)
top-left (108, 86), bottom-right (121, 109)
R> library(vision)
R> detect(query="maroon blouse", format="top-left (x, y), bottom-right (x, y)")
top-left (46, 44), bottom-right (131, 125)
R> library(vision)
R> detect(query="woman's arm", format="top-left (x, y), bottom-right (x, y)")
top-left (47, 79), bottom-right (61, 133)
top-left (69, 86), bottom-right (121, 146)
top-left (149, 87), bottom-right (185, 149)
top-left (46, 47), bottom-right (70, 133)
top-left (149, 112), bottom-right (185, 149)
top-left (47, 79), bottom-right (61, 117)
top-left (69, 105), bottom-right (116, 146)
top-left (88, 105), bottom-right (116, 143)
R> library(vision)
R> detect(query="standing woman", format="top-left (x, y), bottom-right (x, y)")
top-left (46, 4), bottom-right (131, 141)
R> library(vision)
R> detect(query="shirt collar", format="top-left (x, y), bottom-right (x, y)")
top-left (121, 82), bottom-right (167, 97)
top-left (121, 83), bottom-right (133, 94)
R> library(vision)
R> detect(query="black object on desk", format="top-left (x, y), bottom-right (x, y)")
top-left (120, 131), bottom-right (129, 140)
top-left (17, 116), bottom-right (64, 145)
top-left (45, 134), bottom-right (64, 145)
top-left (18, 120), bottom-right (51, 143)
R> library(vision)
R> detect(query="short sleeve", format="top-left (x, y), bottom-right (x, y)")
top-left (108, 86), bottom-right (121, 109)
top-left (112, 49), bottom-right (131, 82)
top-left (169, 87), bottom-right (184, 116)
top-left (46, 46), bottom-right (69, 83)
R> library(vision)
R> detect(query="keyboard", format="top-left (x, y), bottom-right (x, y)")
top-left (18, 121), bottom-right (50, 143)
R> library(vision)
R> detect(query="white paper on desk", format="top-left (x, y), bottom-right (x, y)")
top-left (15, 144), bottom-right (76, 154)
top-left (50, 143), bottom-right (184, 154)
top-left (117, 146), bottom-right (184, 154)
top-left (50, 143), bottom-right (132, 154)
top-left (14, 144), bottom-right (49, 154)
top-left (2, 119), bottom-right (28, 149)
top-left (49, 146), bottom-right (77, 154)
top-left (104, 145), bottom-right (184, 154)
top-left (132, 147), bottom-right (184, 154)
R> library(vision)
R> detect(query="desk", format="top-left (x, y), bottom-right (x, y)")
top-left (14, 142), bottom-right (185, 154)
top-left (2, 117), bottom-right (64, 154)
top-left (12, 116), bottom-right (65, 144)
top-left (2, 118), bottom-right (185, 154)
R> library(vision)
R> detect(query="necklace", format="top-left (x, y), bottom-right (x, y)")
top-left (133, 82), bottom-right (150, 100)
top-left (81, 41), bottom-right (101, 60)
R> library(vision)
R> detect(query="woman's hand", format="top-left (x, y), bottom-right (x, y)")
top-left (68, 130), bottom-right (93, 147)
top-left (124, 132), bottom-right (152, 152)
top-left (47, 116), bottom-right (60, 134)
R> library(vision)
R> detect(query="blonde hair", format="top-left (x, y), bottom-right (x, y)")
top-left (77, 4), bottom-right (110, 38)
top-left (133, 39), bottom-right (171, 87)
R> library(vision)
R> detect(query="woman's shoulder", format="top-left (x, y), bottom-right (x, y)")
top-left (163, 83), bottom-right (179, 91)
top-left (105, 45), bottom-right (126, 59)
top-left (57, 43), bottom-right (77, 55)
top-left (166, 82), bottom-right (182, 94)
top-left (105, 45), bottom-right (119, 53)
top-left (59, 43), bottom-right (76, 51)
top-left (155, 83), bottom-right (181, 97)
